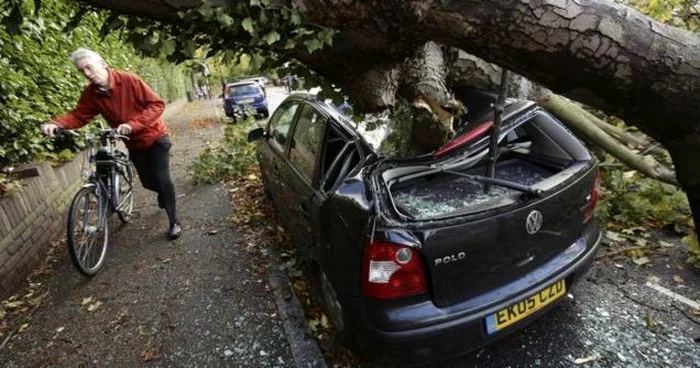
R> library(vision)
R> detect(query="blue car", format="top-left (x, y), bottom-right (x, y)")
top-left (224, 81), bottom-right (269, 120)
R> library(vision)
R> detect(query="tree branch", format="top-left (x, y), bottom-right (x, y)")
top-left (540, 92), bottom-right (680, 186)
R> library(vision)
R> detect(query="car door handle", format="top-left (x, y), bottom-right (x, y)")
top-left (300, 203), bottom-right (310, 218)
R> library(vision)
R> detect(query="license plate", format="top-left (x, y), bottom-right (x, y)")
top-left (239, 98), bottom-right (254, 104)
top-left (485, 279), bottom-right (566, 334)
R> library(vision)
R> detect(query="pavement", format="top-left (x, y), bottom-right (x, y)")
top-left (0, 90), bottom-right (302, 368)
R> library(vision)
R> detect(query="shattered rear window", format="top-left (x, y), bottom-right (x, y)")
top-left (392, 160), bottom-right (553, 219)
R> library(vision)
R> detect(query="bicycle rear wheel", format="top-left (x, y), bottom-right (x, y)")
top-left (114, 160), bottom-right (135, 223)
top-left (67, 186), bottom-right (109, 276)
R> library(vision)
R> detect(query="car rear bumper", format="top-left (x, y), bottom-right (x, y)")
top-left (353, 224), bottom-right (602, 365)
top-left (225, 101), bottom-right (268, 115)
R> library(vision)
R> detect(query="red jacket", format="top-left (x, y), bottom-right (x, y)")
top-left (53, 68), bottom-right (167, 151)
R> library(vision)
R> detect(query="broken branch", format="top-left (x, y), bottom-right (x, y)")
top-left (540, 93), bottom-right (679, 187)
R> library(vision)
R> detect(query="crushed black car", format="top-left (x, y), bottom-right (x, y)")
top-left (248, 88), bottom-right (602, 365)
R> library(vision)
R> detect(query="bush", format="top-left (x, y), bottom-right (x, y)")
top-left (188, 118), bottom-right (258, 185)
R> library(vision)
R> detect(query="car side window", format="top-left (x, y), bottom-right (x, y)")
top-left (289, 104), bottom-right (327, 181)
top-left (268, 102), bottom-right (299, 152)
top-left (320, 125), bottom-right (360, 193)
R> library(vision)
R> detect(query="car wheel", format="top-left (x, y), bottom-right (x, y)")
top-left (317, 268), bottom-right (356, 347)
top-left (260, 166), bottom-right (273, 200)
top-left (320, 270), bottom-right (345, 332)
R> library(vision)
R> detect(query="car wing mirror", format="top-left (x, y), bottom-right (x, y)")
top-left (247, 127), bottom-right (266, 142)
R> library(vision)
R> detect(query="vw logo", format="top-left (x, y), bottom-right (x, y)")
top-left (525, 210), bottom-right (543, 235)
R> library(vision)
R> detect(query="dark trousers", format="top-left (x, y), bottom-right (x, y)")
top-left (129, 135), bottom-right (179, 226)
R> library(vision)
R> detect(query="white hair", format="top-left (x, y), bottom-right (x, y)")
top-left (70, 47), bottom-right (105, 64)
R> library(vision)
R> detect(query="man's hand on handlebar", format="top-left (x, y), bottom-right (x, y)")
top-left (41, 123), bottom-right (59, 138)
top-left (116, 124), bottom-right (132, 136)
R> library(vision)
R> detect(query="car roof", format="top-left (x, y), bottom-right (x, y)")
top-left (226, 81), bottom-right (258, 87)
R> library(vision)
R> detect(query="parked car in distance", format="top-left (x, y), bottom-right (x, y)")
top-left (224, 81), bottom-right (269, 120)
top-left (247, 88), bottom-right (602, 366)
top-left (241, 76), bottom-right (268, 96)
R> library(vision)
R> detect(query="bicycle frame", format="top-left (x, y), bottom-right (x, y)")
top-left (81, 129), bottom-right (132, 218)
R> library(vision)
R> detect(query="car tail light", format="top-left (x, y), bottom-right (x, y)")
top-left (584, 169), bottom-right (601, 223)
top-left (362, 239), bottom-right (427, 299)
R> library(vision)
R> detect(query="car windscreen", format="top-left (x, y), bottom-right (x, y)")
top-left (229, 84), bottom-right (259, 96)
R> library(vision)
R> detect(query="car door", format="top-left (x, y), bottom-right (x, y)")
top-left (279, 102), bottom-right (328, 253)
top-left (259, 100), bottom-right (301, 225)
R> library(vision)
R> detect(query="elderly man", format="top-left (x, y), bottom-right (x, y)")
top-left (41, 48), bottom-right (182, 240)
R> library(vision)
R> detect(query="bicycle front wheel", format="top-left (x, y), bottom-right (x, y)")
top-left (67, 186), bottom-right (109, 276)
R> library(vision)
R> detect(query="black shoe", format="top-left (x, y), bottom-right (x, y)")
top-left (157, 194), bottom-right (165, 209)
top-left (167, 223), bottom-right (182, 240)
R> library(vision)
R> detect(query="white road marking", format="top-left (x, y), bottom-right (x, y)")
top-left (645, 281), bottom-right (700, 310)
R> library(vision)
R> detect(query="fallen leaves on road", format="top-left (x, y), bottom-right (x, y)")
top-left (0, 241), bottom-right (62, 337)
top-left (672, 275), bottom-right (684, 283)
top-left (140, 336), bottom-right (159, 362)
top-left (188, 117), bottom-right (218, 131)
top-left (572, 355), bottom-right (598, 364)
top-left (80, 297), bottom-right (103, 312)
top-left (140, 346), bottom-right (159, 362)
top-left (645, 313), bottom-right (659, 331)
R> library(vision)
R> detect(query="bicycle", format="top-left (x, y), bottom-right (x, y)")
top-left (57, 128), bottom-right (136, 275)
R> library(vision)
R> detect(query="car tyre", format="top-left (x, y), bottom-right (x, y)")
top-left (260, 166), bottom-right (273, 200)
top-left (315, 266), bottom-right (357, 348)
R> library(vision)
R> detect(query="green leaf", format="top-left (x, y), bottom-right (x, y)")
top-left (250, 0), bottom-right (261, 6)
top-left (250, 54), bottom-right (265, 70)
top-left (217, 12), bottom-right (234, 27)
top-left (284, 39), bottom-right (296, 49)
top-left (198, 3), bottom-right (214, 19)
top-left (183, 39), bottom-right (197, 57)
top-left (264, 31), bottom-right (280, 45)
top-left (242, 17), bottom-right (254, 34)
top-left (159, 39), bottom-right (176, 56)
top-left (291, 11), bottom-right (302, 25)
top-left (303, 38), bottom-right (322, 53)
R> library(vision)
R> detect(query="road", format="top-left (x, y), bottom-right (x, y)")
top-left (0, 95), bottom-right (294, 368)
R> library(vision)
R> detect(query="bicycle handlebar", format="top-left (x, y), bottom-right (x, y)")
top-left (54, 127), bottom-right (79, 137)
top-left (55, 127), bottom-right (130, 141)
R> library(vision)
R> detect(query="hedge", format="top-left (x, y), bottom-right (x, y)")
top-left (0, 0), bottom-right (187, 170)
